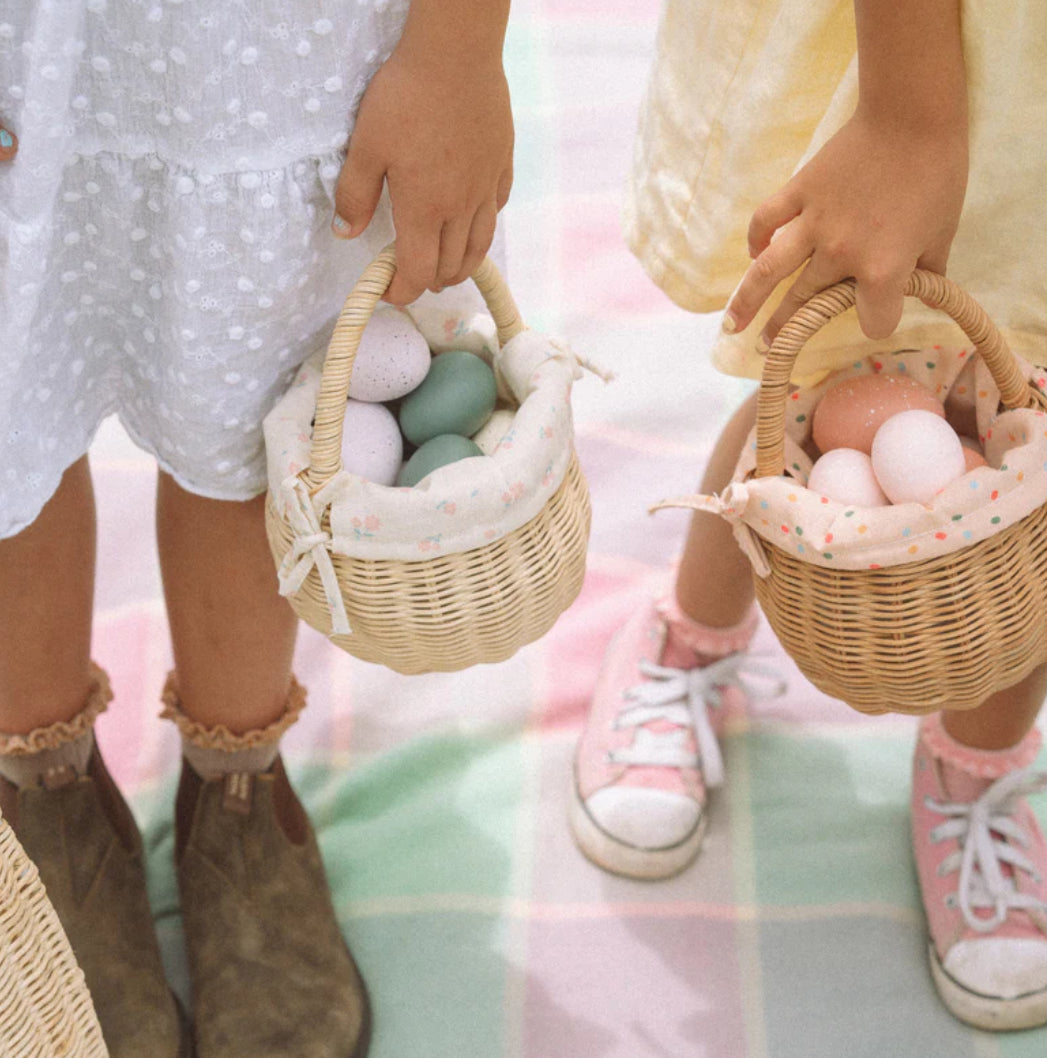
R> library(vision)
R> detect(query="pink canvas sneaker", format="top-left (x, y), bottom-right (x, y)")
top-left (570, 593), bottom-right (771, 880)
top-left (912, 713), bottom-right (1047, 1030)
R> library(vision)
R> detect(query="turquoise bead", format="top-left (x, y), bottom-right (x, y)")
top-left (396, 434), bottom-right (484, 487)
top-left (398, 350), bottom-right (497, 446)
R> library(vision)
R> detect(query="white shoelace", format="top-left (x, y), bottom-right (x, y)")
top-left (926, 767), bottom-right (1047, 932)
top-left (608, 653), bottom-right (784, 788)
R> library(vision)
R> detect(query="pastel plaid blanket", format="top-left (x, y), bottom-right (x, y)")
top-left (86, 0), bottom-right (1047, 1055)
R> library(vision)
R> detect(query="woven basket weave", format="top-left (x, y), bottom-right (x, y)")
top-left (750, 270), bottom-right (1047, 715)
top-left (265, 246), bottom-right (591, 675)
top-left (0, 813), bottom-right (109, 1057)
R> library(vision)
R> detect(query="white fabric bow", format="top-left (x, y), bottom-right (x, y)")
top-left (276, 476), bottom-right (351, 636)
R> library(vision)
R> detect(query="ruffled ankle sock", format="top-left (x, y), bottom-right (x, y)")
top-left (918, 712), bottom-right (1042, 801)
top-left (160, 673), bottom-right (307, 781)
top-left (656, 594), bottom-right (759, 669)
top-left (0, 664), bottom-right (112, 788)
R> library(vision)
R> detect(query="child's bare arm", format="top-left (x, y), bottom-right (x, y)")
top-left (333, 0), bottom-right (514, 306)
top-left (725, 0), bottom-right (968, 343)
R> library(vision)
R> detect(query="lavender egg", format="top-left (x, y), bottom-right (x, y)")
top-left (339, 399), bottom-right (403, 486)
top-left (348, 306), bottom-right (432, 402)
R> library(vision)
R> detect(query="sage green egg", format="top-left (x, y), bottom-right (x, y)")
top-left (398, 350), bottom-right (497, 446)
top-left (396, 434), bottom-right (484, 487)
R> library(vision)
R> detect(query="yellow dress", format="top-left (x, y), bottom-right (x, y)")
top-left (625, 0), bottom-right (1047, 382)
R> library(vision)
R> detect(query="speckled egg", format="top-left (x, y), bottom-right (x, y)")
top-left (348, 306), bottom-right (432, 402)
top-left (807, 449), bottom-right (889, 507)
top-left (396, 434), bottom-right (484, 488)
top-left (339, 399), bottom-right (403, 486)
top-left (471, 408), bottom-right (516, 455)
top-left (398, 350), bottom-right (497, 446)
top-left (812, 374), bottom-right (945, 455)
top-left (870, 410), bottom-right (966, 504)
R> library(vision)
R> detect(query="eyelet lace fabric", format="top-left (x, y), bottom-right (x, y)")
top-left (0, 0), bottom-right (408, 537)
top-left (926, 767), bottom-right (1047, 933)
top-left (608, 653), bottom-right (784, 787)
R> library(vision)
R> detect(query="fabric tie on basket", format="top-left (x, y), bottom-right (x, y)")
top-left (650, 482), bottom-right (774, 578)
top-left (276, 475), bottom-right (351, 635)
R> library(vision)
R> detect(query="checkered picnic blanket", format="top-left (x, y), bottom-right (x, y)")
top-left (86, 1), bottom-right (1047, 1055)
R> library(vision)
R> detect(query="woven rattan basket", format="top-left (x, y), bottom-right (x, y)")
top-left (750, 270), bottom-right (1047, 715)
top-left (0, 812), bottom-right (109, 1057)
top-left (265, 245), bottom-right (591, 675)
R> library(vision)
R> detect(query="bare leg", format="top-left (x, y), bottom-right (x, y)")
top-left (0, 456), bottom-right (95, 733)
top-left (156, 473), bottom-right (298, 734)
top-left (941, 663), bottom-right (1047, 751)
top-left (674, 392), bottom-right (758, 628)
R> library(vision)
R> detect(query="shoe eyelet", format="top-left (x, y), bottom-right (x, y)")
top-left (945, 894), bottom-right (957, 909)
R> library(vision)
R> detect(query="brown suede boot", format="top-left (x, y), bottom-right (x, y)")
top-left (0, 747), bottom-right (193, 1057)
top-left (176, 756), bottom-right (371, 1058)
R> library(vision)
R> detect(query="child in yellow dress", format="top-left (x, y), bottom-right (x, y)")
top-left (571, 0), bottom-right (1047, 1030)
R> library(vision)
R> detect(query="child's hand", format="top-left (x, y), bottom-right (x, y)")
top-left (332, 41), bottom-right (513, 306)
top-left (724, 109), bottom-right (968, 344)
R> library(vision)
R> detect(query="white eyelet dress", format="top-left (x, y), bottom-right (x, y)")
top-left (0, 0), bottom-right (409, 538)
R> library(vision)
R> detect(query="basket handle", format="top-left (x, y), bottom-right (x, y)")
top-left (305, 242), bottom-right (527, 491)
top-left (754, 269), bottom-right (1047, 479)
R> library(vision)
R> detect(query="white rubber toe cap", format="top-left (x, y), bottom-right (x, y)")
top-left (944, 938), bottom-right (1047, 1000)
top-left (585, 786), bottom-right (701, 851)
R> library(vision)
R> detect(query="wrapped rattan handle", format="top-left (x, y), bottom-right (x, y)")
top-left (755, 269), bottom-right (1047, 479)
top-left (305, 242), bottom-right (527, 491)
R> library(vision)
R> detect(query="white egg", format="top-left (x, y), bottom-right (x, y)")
top-left (339, 399), bottom-right (403, 485)
top-left (471, 408), bottom-right (516, 455)
top-left (870, 409), bottom-right (966, 504)
top-left (348, 306), bottom-right (431, 402)
top-left (807, 448), bottom-right (889, 507)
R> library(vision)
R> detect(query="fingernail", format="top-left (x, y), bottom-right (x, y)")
top-left (331, 214), bottom-right (353, 238)
top-left (721, 311), bottom-right (738, 335)
top-left (755, 332), bottom-right (771, 354)
top-left (0, 129), bottom-right (13, 149)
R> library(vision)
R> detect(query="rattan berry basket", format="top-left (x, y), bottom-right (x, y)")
top-left (264, 244), bottom-right (591, 675)
top-left (748, 270), bottom-right (1047, 715)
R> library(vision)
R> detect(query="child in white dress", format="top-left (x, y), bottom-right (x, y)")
top-left (571, 0), bottom-right (1047, 1031)
top-left (0, 2), bottom-right (513, 1056)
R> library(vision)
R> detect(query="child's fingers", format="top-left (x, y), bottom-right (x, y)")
top-left (725, 219), bottom-right (812, 335)
top-left (853, 271), bottom-right (908, 339)
top-left (496, 163), bottom-right (513, 211)
top-left (436, 214), bottom-right (471, 289)
top-left (447, 201), bottom-right (498, 288)
top-left (758, 255), bottom-right (840, 346)
top-left (382, 211), bottom-right (440, 306)
top-left (332, 144), bottom-right (384, 239)
top-left (747, 188), bottom-right (801, 259)
top-left (0, 124), bottom-right (17, 162)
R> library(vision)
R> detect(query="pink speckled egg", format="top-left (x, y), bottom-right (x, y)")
top-left (348, 306), bottom-right (431, 402)
top-left (812, 374), bottom-right (945, 455)
top-left (807, 448), bottom-right (889, 507)
top-left (870, 410), bottom-right (966, 504)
